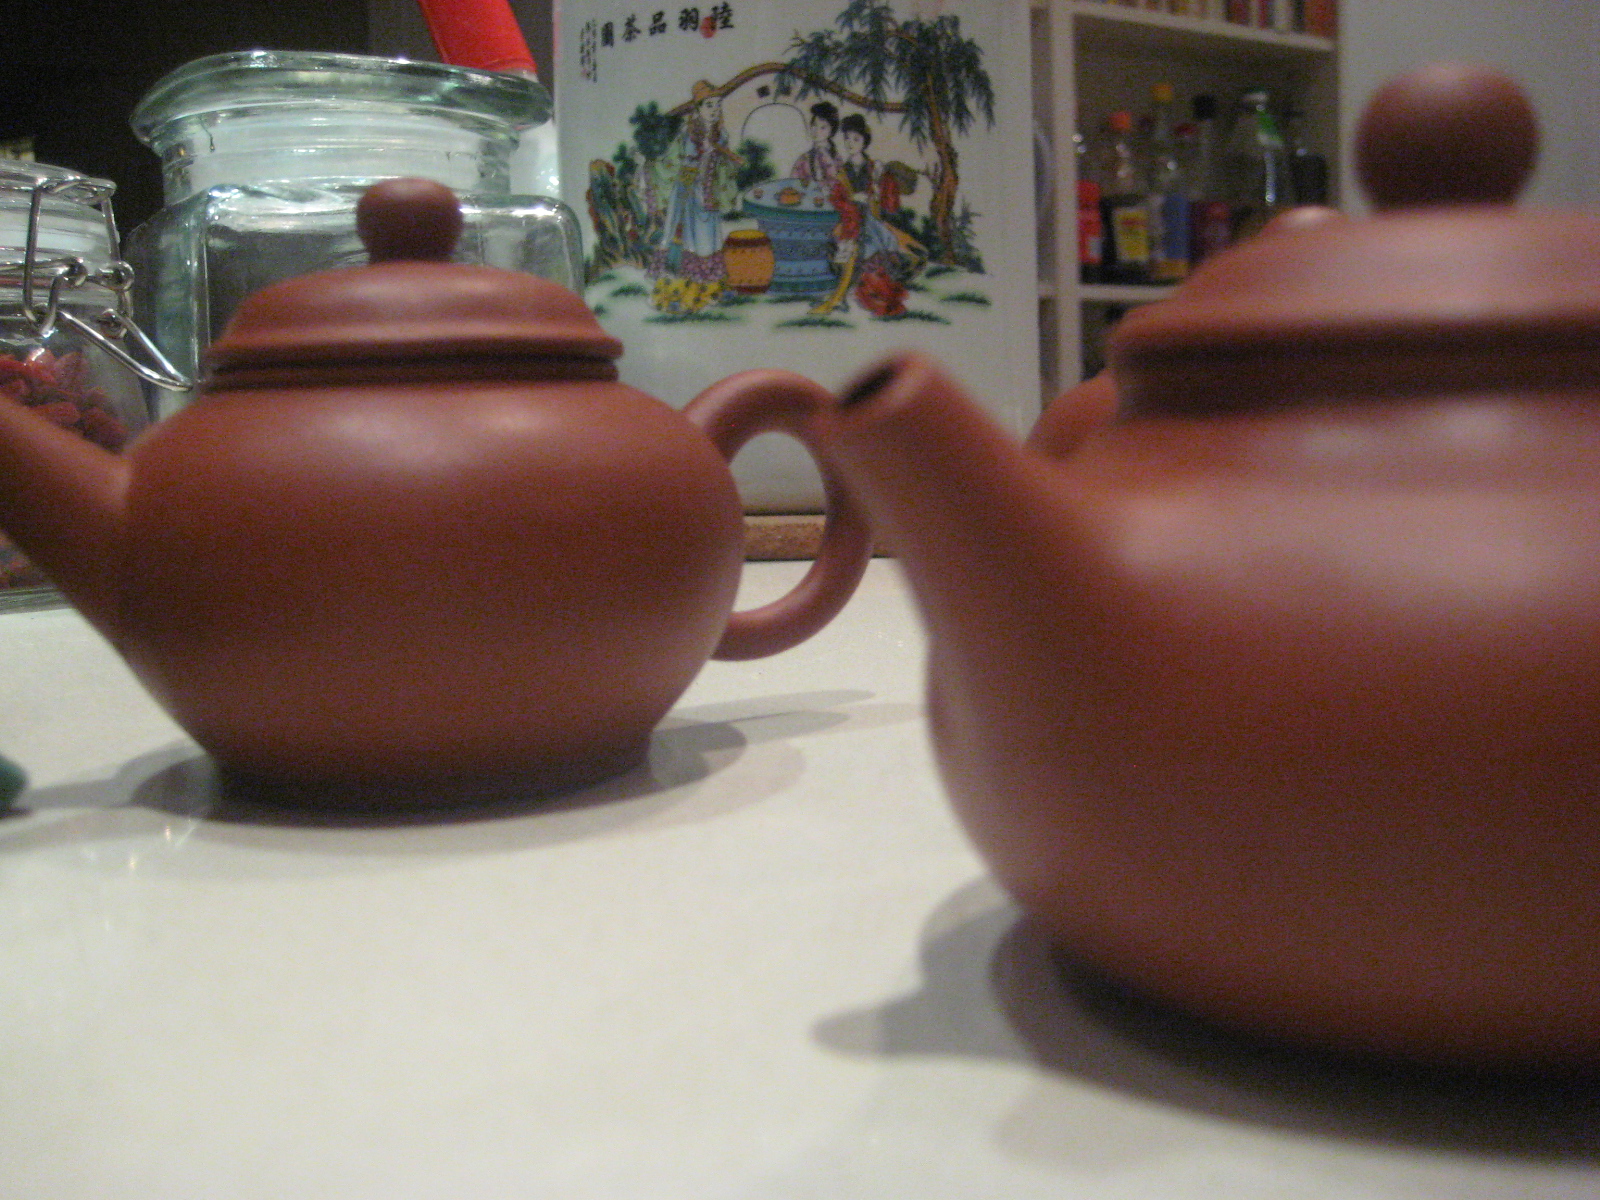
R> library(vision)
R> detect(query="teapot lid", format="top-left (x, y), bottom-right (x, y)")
top-left (1111, 64), bottom-right (1600, 416)
top-left (205, 177), bottom-right (621, 381)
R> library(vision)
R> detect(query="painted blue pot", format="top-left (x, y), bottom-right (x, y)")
top-left (741, 178), bottom-right (839, 297)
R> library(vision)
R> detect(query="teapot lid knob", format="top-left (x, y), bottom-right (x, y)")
top-left (1355, 62), bottom-right (1539, 211)
top-left (1112, 63), bottom-right (1600, 417)
top-left (357, 177), bottom-right (464, 263)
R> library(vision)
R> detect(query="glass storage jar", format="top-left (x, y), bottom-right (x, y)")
top-left (0, 160), bottom-right (186, 610)
top-left (124, 50), bottom-right (583, 416)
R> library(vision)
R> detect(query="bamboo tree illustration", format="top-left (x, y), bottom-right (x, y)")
top-left (793, 1), bottom-right (996, 266)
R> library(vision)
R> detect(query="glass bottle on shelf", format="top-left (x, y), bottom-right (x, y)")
top-left (1074, 129), bottom-right (1104, 284)
top-left (124, 51), bottom-right (582, 418)
top-left (1145, 83), bottom-right (1190, 284)
top-left (1301, 0), bottom-right (1338, 37)
top-left (1094, 109), bottom-right (1151, 286)
top-left (1221, 89), bottom-right (1292, 243)
top-left (1186, 94), bottom-right (1232, 265)
top-left (1284, 107), bottom-right (1330, 205)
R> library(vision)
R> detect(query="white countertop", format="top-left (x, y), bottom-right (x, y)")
top-left (2, 560), bottom-right (1597, 1198)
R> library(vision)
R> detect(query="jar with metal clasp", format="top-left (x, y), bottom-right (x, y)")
top-left (0, 159), bottom-right (189, 609)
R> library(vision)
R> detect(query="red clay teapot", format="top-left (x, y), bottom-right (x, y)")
top-left (821, 65), bottom-right (1600, 1069)
top-left (0, 178), bottom-right (870, 799)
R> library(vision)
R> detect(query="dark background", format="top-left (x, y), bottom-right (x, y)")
top-left (1, 0), bottom-right (555, 233)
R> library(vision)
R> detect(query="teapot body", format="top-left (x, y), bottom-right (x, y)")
top-left (821, 64), bottom-right (1600, 1066)
top-left (929, 392), bottom-right (1600, 1064)
top-left (0, 177), bottom-right (871, 803)
top-left (117, 372), bottom-right (746, 792)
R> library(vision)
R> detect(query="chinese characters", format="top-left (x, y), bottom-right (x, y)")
top-left (580, 5), bottom-right (736, 79)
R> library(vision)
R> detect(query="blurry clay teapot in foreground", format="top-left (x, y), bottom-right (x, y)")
top-left (0, 178), bottom-right (871, 800)
top-left (822, 64), bottom-right (1600, 1069)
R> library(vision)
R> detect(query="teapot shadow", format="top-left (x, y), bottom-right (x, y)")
top-left (816, 879), bottom-right (1600, 1162)
top-left (3, 689), bottom-right (887, 866)
top-left (133, 718), bottom-right (744, 830)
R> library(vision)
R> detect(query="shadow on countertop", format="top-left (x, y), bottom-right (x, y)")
top-left (816, 878), bottom-right (1600, 1164)
top-left (0, 689), bottom-right (910, 869)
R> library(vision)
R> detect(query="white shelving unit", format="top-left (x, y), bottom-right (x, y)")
top-left (1032, 1), bottom-right (1338, 399)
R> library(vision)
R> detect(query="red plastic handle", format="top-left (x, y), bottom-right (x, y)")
top-left (415, 0), bottom-right (538, 75)
top-left (684, 370), bottom-right (873, 661)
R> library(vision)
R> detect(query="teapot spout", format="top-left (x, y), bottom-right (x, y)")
top-left (825, 354), bottom-right (1139, 896)
top-left (0, 399), bottom-right (129, 640)
top-left (824, 354), bottom-right (1096, 658)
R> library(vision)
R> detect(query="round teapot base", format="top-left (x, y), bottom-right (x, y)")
top-left (209, 740), bottom-right (651, 817)
top-left (1024, 914), bottom-right (1600, 1076)
top-left (1052, 949), bottom-right (1600, 1109)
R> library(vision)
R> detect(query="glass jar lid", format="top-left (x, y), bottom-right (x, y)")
top-left (0, 160), bottom-right (118, 269)
top-left (130, 51), bottom-right (553, 201)
top-left (130, 50), bottom-right (553, 150)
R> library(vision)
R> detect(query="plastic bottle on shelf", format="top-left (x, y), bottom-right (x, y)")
top-left (1186, 93), bottom-right (1233, 264)
top-left (1145, 83), bottom-right (1190, 284)
top-left (1094, 109), bottom-right (1151, 285)
top-left (1221, 88), bottom-right (1292, 242)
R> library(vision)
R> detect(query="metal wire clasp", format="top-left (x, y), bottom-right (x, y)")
top-left (2, 172), bottom-right (191, 392)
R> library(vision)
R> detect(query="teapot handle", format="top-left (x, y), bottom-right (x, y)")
top-left (684, 369), bottom-right (873, 661)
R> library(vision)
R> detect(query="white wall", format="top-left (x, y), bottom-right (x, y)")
top-left (1339, 0), bottom-right (1600, 211)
